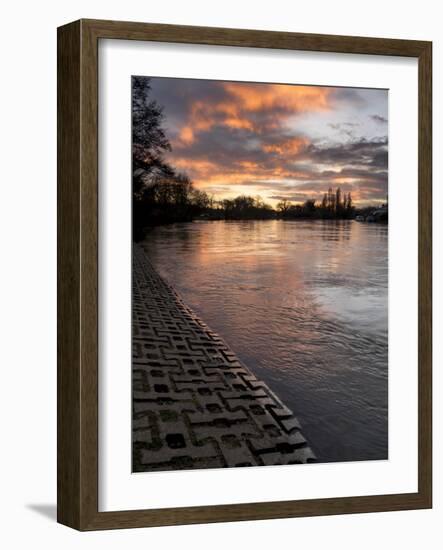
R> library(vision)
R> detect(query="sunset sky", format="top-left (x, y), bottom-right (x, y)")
top-left (147, 77), bottom-right (388, 206)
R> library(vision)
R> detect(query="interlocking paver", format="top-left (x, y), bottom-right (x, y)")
top-left (132, 243), bottom-right (315, 471)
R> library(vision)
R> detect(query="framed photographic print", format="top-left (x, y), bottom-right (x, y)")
top-left (57, 19), bottom-right (432, 530)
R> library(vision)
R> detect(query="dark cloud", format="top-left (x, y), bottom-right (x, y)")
top-left (269, 193), bottom-right (319, 202)
top-left (371, 114), bottom-right (388, 124)
top-left (327, 121), bottom-right (359, 139)
top-left (149, 78), bottom-right (228, 127)
top-left (369, 149), bottom-right (388, 169)
top-left (330, 88), bottom-right (366, 106)
top-left (302, 137), bottom-right (388, 168)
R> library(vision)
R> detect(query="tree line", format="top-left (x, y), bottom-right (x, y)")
top-left (276, 187), bottom-right (355, 220)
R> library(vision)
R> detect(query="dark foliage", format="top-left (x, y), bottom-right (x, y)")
top-left (276, 187), bottom-right (355, 220)
top-left (221, 196), bottom-right (275, 220)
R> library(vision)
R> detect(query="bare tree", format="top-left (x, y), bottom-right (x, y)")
top-left (276, 199), bottom-right (292, 215)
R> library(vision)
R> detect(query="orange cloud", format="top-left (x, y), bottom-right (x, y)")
top-left (262, 137), bottom-right (309, 155)
top-left (172, 158), bottom-right (219, 177)
top-left (223, 83), bottom-right (331, 113)
top-left (178, 126), bottom-right (195, 144)
top-left (223, 117), bottom-right (254, 130)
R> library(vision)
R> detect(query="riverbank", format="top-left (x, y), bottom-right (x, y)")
top-left (132, 243), bottom-right (315, 471)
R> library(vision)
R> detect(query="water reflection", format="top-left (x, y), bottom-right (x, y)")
top-left (142, 220), bottom-right (388, 462)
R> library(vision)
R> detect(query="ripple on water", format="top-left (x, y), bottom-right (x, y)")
top-left (142, 219), bottom-right (388, 463)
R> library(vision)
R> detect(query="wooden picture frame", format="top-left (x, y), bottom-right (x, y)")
top-left (57, 18), bottom-right (432, 530)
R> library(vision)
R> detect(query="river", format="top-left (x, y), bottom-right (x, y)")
top-left (141, 219), bottom-right (388, 463)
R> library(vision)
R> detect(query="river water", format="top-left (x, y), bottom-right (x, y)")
top-left (142, 219), bottom-right (388, 463)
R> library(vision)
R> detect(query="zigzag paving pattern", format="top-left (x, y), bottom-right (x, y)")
top-left (133, 243), bottom-right (315, 471)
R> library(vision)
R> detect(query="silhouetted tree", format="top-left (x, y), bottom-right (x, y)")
top-left (327, 187), bottom-right (335, 214)
top-left (346, 192), bottom-right (353, 211)
top-left (132, 77), bottom-right (174, 192)
top-left (221, 195), bottom-right (274, 219)
top-left (276, 199), bottom-right (291, 215)
top-left (321, 193), bottom-right (328, 210)
top-left (132, 77), bottom-right (206, 237)
top-left (335, 187), bottom-right (342, 216)
top-left (304, 199), bottom-right (317, 215)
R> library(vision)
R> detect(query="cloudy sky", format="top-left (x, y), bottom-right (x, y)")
top-left (146, 77), bottom-right (388, 206)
